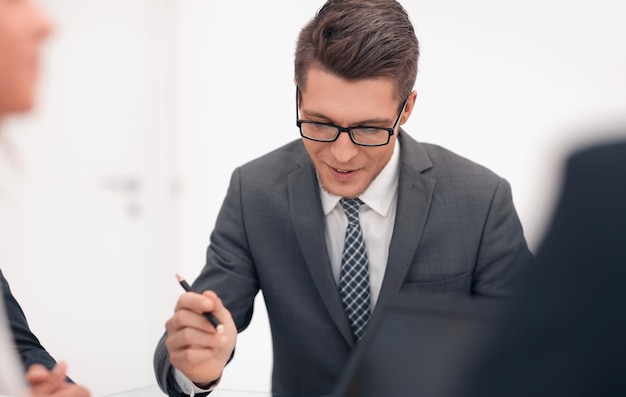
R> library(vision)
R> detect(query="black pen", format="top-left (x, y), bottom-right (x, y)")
top-left (176, 273), bottom-right (222, 330)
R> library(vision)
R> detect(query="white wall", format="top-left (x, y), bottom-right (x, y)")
top-left (1, 0), bottom-right (625, 396)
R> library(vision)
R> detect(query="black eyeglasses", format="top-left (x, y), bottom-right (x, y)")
top-left (295, 87), bottom-right (407, 147)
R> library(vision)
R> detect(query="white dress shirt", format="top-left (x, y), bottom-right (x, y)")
top-left (320, 139), bottom-right (400, 307)
top-left (174, 368), bottom-right (218, 396)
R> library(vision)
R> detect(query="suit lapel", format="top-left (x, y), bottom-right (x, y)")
top-left (288, 154), bottom-right (355, 347)
top-left (377, 133), bottom-right (435, 308)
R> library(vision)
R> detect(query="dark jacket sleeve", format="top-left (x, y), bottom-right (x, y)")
top-left (1, 269), bottom-right (58, 372)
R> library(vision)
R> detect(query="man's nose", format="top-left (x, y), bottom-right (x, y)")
top-left (330, 131), bottom-right (359, 163)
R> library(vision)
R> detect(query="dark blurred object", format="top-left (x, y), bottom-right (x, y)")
top-left (333, 293), bottom-right (503, 397)
top-left (456, 139), bottom-right (626, 396)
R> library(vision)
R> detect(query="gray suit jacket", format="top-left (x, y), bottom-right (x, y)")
top-left (154, 131), bottom-right (533, 396)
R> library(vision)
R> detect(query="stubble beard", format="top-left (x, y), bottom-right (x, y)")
top-left (315, 154), bottom-right (391, 199)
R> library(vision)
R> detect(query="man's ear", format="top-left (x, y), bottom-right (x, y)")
top-left (400, 90), bottom-right (418, 125)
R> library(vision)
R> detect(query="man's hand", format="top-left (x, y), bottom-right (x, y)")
top-left (165, 290), bottom-right (237, 386)
top-left (25, 362), bottom-right (90, 397)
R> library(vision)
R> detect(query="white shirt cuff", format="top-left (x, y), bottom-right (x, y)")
top-left (173, 368), bottom-right (219, 396)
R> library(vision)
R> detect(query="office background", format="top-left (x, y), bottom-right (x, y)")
top-left (0, 0), bottom-right (624, 396)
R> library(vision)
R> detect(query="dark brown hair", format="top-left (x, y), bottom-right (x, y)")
top-left (295, 0), bottom-right (419, 102)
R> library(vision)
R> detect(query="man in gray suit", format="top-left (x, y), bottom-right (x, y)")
top-left (154, 0), bottom-right (533, 395)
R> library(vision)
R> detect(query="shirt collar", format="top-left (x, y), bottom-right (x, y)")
top-left (321, 139), bottom-right (401, 217)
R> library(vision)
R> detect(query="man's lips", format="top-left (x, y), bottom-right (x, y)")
top-left (328, 164), bottom-right (359, 179)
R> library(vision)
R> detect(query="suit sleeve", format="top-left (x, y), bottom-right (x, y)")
top-left (471, 178), bottom-right (534, 297)
top-left (0, 269), bottom-right (58, 372)
top-left (154, 167), bottom-right (260, 396)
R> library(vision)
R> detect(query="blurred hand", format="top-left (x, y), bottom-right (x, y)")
top-left (165, 290), bottom-right (237, 387)
top-left (25, 362), bottom-right (90, 397)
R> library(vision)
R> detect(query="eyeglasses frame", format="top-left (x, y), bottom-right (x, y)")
top-left (295, 87), bottom-right (408, 147)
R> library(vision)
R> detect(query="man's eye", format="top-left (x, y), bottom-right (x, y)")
top-left (354, 127), bottom-right (384, 135)
top-left (313, 123), bottom-right (334, 131)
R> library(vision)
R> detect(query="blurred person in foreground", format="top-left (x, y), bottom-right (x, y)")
top-left (447, 137), bottom-right (626, 397)
top-left (154, 0), bottom-right (533, 395)
top-left (0, 1), bottom-right (90, 396)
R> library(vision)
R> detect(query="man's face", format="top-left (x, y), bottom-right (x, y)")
top-left (0, 0), bottom-right (52, 116)
top-left (299, 67), bottom-right (416, 198)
